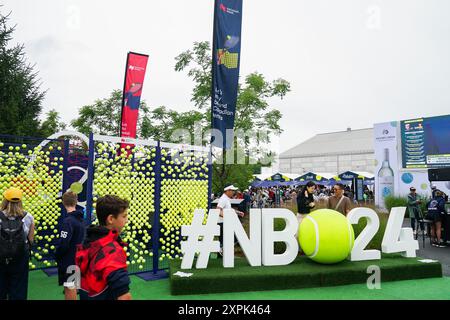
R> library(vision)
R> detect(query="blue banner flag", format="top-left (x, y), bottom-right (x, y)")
top-left (211, 0), bottom-right (243, 149)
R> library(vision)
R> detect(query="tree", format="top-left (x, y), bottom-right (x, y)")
top-left (0, 10), bottom-right (46, 137)
top-left (140, 106), bottom-right (205, 142)
top-left (71, 89), bottom-right (152, 137)
top-left (174, 41), bottom-right (290, 190)
top-left (70, 89), bottom-right (205, 142)
top-left (69, 41), bottom-right (290, 192)
top-left (38, 109), bottom-right (66, 137)
top-left (211, 154), bottom-right (262, 195)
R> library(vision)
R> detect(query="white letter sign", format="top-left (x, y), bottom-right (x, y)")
top-left (262, 209), bottom-right (299, 266)
top-left (223, 209), bottom-right (261, 268)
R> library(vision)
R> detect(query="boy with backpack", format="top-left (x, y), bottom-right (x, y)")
top-left (76, 195), bottom-right (131, 300)
top-left (0, 187), bottom-right (35, 300)
top-left (54, 191), bottom-right (86, 300)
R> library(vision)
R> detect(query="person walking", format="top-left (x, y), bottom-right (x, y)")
top-left (54, 191), bottom-right (86, 300)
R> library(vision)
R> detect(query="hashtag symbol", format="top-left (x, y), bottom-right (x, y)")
top-left (180, 209), bottom-right (220, 269)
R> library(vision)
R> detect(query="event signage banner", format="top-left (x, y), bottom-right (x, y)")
top-left (211, 0), bottom-right (243, 149)
top-left (401, 115), bottom-right (450, 169)
top-left (120, 52), bottom-right (149, 140)
top-left (180, 208), bottom-right (418, 269)
top-left (295, 172), bottom-right (327, 182)
top-left (374, 120), bottom-right (450, 205)
top-left (339, 171), bottom-right (359, 180)
top-left (374, 122), bottom-right (399, 207)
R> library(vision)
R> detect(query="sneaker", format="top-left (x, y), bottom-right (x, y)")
top-left (413, 230), bottom-right (417, 236)
top-left (437, 242), bottom-right (447, 248)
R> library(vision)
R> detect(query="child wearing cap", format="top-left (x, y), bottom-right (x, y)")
top-left (0, 187), bottom-right (35, 300)
top-left (54, 191), bottom-right (86, 300)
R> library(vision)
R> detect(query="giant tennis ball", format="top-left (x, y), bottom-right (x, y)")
top-left (298, 209), bottom-right (354, 264)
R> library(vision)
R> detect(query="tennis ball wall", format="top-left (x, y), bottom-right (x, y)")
top-left (0, 140), bottom-right (65, 270)
top-left (90, 142), bottom-right (210, 273)
top-left (92, 143), bottom-right (156, 273)
top-left (159, 148), bottom-right (209, 266)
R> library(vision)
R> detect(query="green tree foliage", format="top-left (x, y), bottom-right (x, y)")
top-left (211, 161), bottom-right (261, 195)
top-left (71, 89), bottom-right (152, 137)
top-left (0, 11), bottom-right (46, 137)
top-left (174, 42), bottom-right (290, 140)
top-left (175, 41), bottom-right (290, 190)
top-left (38, 109), bottom-right (67, 137)
top-left (70, 41), bottom-right (290, 192)
top-left (70, 89), bottom-right (206, 142)
top-left (140, 106), bottom-right (205, 142)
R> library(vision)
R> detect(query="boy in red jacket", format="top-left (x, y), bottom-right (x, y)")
top-left (76, 195), bottom-right (131, 300)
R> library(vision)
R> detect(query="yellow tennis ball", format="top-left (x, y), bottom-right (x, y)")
top-left (298, 209), bottom-right (354, 264)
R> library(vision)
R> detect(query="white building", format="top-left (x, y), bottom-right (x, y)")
top-left (279, 128), bottom-right (375, 175)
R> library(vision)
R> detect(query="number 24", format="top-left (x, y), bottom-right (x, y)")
top-left (347, 207), bottom-right (419, 261)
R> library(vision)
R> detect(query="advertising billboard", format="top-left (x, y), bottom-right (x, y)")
top-left (401, 115), bottom-right (450, 169)
top-left (375, 116), bottom-right (450, 207)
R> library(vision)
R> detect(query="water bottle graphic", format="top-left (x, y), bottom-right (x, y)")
top-left (378, 148), bottom-right (394, 204)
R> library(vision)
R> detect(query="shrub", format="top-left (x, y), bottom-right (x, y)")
top-left (417, 194), bottom-right (431, 214)
top-left (352, 211), bottom-right (388, 250)
top-left (384, 195), bottom-right (408, 213)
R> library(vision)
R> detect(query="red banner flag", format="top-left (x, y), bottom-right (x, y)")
top-left (120, 52), bottom-right (149, 141)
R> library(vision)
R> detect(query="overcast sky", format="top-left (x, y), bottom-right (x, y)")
top-left (2, 0), bottom-right (450, 155)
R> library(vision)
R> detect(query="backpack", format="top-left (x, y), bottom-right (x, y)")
top-left (0, 211), bottom-right (26, 261)
top-left (427, 200), bottom-right (440, 214)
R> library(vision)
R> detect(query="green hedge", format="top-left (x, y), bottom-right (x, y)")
top-left (384, 194), bottom-right (430, 216)
top-left (384, 195), bottom-right (408, 212)
top-left (352, 211), bottom-right (388, 250)
top-left (169, 254), bottom-right (443, 295)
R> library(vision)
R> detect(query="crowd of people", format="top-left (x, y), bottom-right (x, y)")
top-left (0, 180), bottom-right (447, 300)
top-left (214, 181), bottom-right (448, 250)
top-left (1, 187), bottom-right (131, 300)
top-left (212, 183), bottom-right (375, 211)
top-left (407, 185), bottom-right (448, 247)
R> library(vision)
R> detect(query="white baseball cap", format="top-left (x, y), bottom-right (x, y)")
top-left (224, 185), bottom-right (238, 191)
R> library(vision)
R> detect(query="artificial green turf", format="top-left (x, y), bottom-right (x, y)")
top-left (28, 270), bottom-right (450, 300)
top-left (169, 254), bottom-right (442, 295)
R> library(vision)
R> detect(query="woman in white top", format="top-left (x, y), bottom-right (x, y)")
top-left (0, 187), bottom-right (35, 300)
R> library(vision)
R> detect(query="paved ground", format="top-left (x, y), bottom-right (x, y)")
top-left (404, 218), bottom-right (450, 276)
